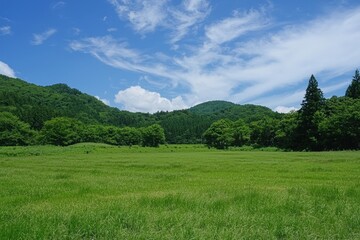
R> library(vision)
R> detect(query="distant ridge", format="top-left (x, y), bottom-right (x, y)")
top-left (189, 100), bottom-right (279, 123)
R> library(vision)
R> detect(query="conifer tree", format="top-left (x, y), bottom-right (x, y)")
top-left (297, 75), bottom-right (325, 150)
top-left (345, 69), bottom-right (360, 99)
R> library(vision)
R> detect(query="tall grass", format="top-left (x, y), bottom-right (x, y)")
top-left (0, 144), bottom-right (359, 239)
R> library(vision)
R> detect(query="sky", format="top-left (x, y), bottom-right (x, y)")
top-left (1, 0), bottom-right (360, 113)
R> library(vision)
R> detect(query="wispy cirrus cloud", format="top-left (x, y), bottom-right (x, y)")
top-left (108, 0), bottom-right (210, 43)
top-left (70, 35), bottom-right (180, 81)
top-left (71, 6), bottom-right (360, 112)
top-left (0, 26), bottom-right (11, 35)
top-left (0, 61), bottom-right (16, 78)
top-left (107, 27), bottom-right (117, 32)
top-left (108, 0), bottom-right (168, 33)
top-left (169, 0), bottom-right (211, 44)
top-left (31, 28), bottom-right (57, 45)
top-left (205, 9), bottom-right (269, 46)
top-left (52, 1), bottom-right (66, 10)
top-left (70, 36), bottom-right (143, 72)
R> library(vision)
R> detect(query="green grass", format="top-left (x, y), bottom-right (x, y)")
top-left (1, 144), bottom-right (360, 239)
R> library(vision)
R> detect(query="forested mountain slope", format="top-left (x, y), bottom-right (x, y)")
top-left (0, 75), bottom-right (154, 130)
top-left (189, 100), bottom-right (280, 122)
top-left (0, 74), bottom-right (279, 143)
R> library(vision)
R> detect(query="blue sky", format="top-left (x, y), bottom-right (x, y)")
top-left (1, 0), bottom-right (360, 113)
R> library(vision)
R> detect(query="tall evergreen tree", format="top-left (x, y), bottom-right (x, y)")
top-left (345, 69), bottom-right (360, 99)
top-left (297, 75), bottom-right (325, 150)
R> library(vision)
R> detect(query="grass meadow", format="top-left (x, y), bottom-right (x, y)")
top-left (0, 144), bottom-right (360, 239)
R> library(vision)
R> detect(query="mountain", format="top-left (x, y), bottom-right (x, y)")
top-left (0, 74), bottom-right (154, 130)
top-left (0, 74), bottom-right (280, 143)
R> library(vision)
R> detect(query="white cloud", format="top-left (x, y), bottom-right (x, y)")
top-left (95, 96), bottom-right (110, 105)
top-left (322, 81), bottom-right (350, 95)
top-left (72, 7), bottom-right (360, 109)
top-left (0, 17), bottom-right (11, 23)
top-left (108, 0), bottom-right (210, 43)
top-left (227, 8), bottom-right (360, 103)
top-left (108, 0), bottom-right (167, 33)
top-left (70, 36), bottom-right (144, 72)
top-left (0, 61), bottom-right (16, 78)
top-left (205, 9), bottom-right (268, 46)
top-left (72, 27), bottom-right (81, 35)
top-left (107, 27), bottom-right (117, 32)
top-left (52, 1), bottom-right (66, 10)
top-left (31, 28), bottom-right (57, 45)
top-left (114, 86), bottom-right (188, 113)
top-left (252, 90), bottom-right (305, 109)
top-left (0, 26), bottom-right (11, 35)
top-left (274, 106), bottom-right (298, 113)
top-left (69, 35), bottom-right (178, 81)
top-left (169, 0), bottom-right (211, 43)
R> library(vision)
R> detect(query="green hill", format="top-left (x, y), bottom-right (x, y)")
top-left (190, 100), bottom-right (280, 122)
top-left (0, 74), bottom-right (280, 143)
top-left (0, 74), bottom-right (154, 130)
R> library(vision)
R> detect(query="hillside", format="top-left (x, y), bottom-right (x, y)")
top-left (0, 74), bottom-right (280, 143)
top-left (0, 74), bottom-right (154, 130)
top-left (190, 100), bottom-right (279, 123)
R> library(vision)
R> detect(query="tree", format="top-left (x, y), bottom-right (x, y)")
top-left (203, 119), bottom-right (234, 149)
top-left (232, 119), bottom-right (250, 146)
top-left (318, 97), bottom-right (360, 150)
top-left (0, 112), bottom-right (36, 146)
top-left (40, 117), bottom-right (84, 146)
top-left (81, 124), bottom-right (106, 143)
top-left (118, 127), bottom-right (142, 146)
top-left (274, 112), bottom-right (298, 149)
top-left (345, 69), bottom-right (360, 99)
top-left (249, 117), bottom-right (279, 147)
top-left (141, 124), bottom-right (165, 147)
top-left (297, 75), bottom-right (325, 150)
top-left (100, 126), bottom-right (120, 145)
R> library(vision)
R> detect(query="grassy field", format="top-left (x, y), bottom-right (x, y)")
top-left (0, 144), bottom-right (360, 239)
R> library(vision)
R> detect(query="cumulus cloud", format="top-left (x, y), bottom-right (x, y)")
top-left (95, 96), bottom-right (110, 105)
top-left (72, 6), bottom-right (360, 109)
top-left (0, 61), bottom-right (16, 78)
top-left (0, 26), bottom-right (11, 35)
top-left (31, 28), bottom-right (57, 45)
top-left (274, 106), bottom-right (298, 113)
top-left (114, 86), bottom-right (188, 113)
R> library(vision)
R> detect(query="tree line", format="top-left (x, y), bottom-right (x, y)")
top-left (0, 114), bottom-right (165, 147)
top-left (203, 70), bottom-right (360, 151)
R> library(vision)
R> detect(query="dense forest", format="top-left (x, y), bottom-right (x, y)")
top-left (1, 71), bottom-right (359, 150)
top-left (203, 72), bottom-right (360, 150)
